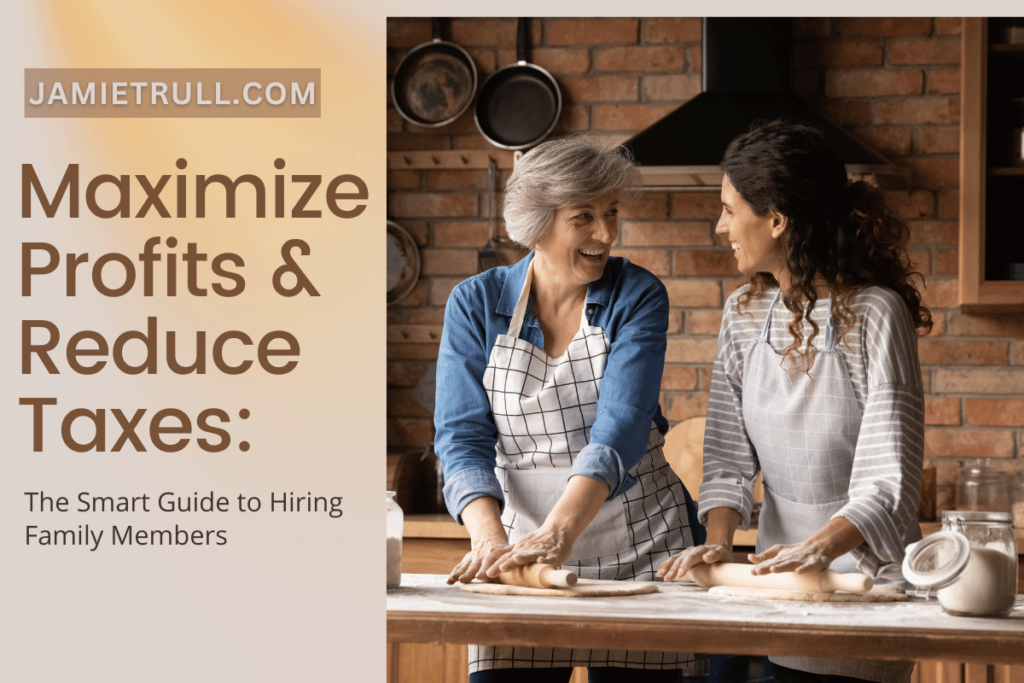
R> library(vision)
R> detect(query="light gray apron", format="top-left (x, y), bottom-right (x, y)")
top-left (469, 260), bottom-right (702, 673)
top-left (743, 291), bottom-right (912, 683)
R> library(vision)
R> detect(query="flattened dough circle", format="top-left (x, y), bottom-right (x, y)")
top-left (708, 585), bottom-right (907, 602)
top-left (459, 579), bottom-right (659, 598)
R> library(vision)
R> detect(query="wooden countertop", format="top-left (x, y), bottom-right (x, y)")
top-left (406, 515), bottom-right (1024, 554)
top-left (388, 574), bottom-right (1024, 665)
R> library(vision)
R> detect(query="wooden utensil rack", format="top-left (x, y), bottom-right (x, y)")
top-left (387, 150), bottom-right (517, 170)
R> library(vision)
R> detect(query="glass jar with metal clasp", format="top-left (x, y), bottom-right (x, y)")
top-left (903, 510), bottom-right (1017, 617)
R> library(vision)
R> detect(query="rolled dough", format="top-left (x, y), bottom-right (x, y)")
top-left (707, 584), bottom-right (907, 602)
top-left (458, 579), bottom-right (659, 598)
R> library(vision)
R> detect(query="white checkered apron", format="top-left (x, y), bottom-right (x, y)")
top-left (469, 262), bottom-right (701, 673)
top-left (743, 290), bottom-right (912, 683)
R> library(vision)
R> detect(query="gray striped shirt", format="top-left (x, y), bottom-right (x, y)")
top-left (698, 284), bottom-right (924, 576)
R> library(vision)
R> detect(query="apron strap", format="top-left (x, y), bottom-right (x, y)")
top-left (760, 289), bottom-right (782, 342)
top-left (507, 260), bottom-right (535, 339)
top-left (763, 290), bottom-right (839, 350)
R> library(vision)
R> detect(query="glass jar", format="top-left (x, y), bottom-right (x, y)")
top-left (903, 510), bottom-right (1017, 617)
top-left (956, 458), bottom-right (1012, 513)
top-left (387, 491), bottom-right (404, 589)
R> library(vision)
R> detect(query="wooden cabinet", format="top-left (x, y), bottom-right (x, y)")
top-left (959, 18), bottom-right (1024, 312)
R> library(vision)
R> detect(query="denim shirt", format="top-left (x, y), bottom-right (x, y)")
top-left (435, 252), bottom-right (671, 524)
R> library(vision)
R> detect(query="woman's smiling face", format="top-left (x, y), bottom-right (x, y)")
top-left (534, 190), bottom-right (619, 286)
top-left (716, 175), bottom-right (788, 278)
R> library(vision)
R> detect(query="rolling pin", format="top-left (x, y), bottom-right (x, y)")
top-left (686, 563), bottom-right (872, 594)
top-left (498, 564), bottom-right (578, 589)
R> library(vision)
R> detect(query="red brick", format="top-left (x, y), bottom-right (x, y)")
top-left (594, 104), bottom-right (677, 131)
top-left (387, 136), bottom-right (452, 152)
top-left (468, 49), bottom-right (497, 75)
top-left (675, 250), bottom-right (739, 277)
top-left (451, 19), bottom-right (516, 47)
top-left (921, 369), bottom-right (932, 393)
top-left (423, 170), bottom-right (487, 191)
top-left (923, 428), bottom-right (1015, 458)
top-left (429, 277), bottom-right (464, 307)
top-left (620, 193), bottom-right (668, 220)
top-left (661, 366), bottom-right (698, 391)
top-left (873, 97), bottom-right (960, 125)
top-left (594, 46), bottom-right (686, 72)
top-left (907, 220), bottom-right (958, 245)
top-left (926, 68), bottom-right (961, 95)
top-left (665, 392), bottom-right (710, 421)
top-left (421, 249), bottom-right (476, 276)
top-left (854, 126), bottom-right (912, 157)
top-left (927, 311), bottom-right (947, 336)
top-left (907, 158), bottom-right (960, 189)
top-left (547, 18), bottom-right (638, 46)
top-left (643, 74), bottom-right (701, 101)
top-left (935, 369), bottom-right (1024, 394)
top-left (918, 340), bottom-right (1009, 366)
top-left (388, 170), bottom-right (421, 191)
top-left (643, 18), bottom-right (702, 43)
top-left (834, 18), bottom-right (932, 38)
top-left (724, 278), bottom-right (748, 296)
top-left (907, 249), bottom-right (930, 274)
top-left (610, 248), bottom-right (670, 276)
top-left (387, 418), bottom-right (435, 448)
top-left (794, 18), bottom-right (831, 39)
top-left (965, 398), bottom-right (1024, 427)
top-left (664, 280), bottom-right (722, 308)
top-left (1012, 340), bottom-right (1024, 365)
top-left (388, 388), bottom-right (433, 418)
top-left (887, 190), bottom-right (936, 220)
top-left (387, 19), bottom-right (431, 47)
top-left (433, 221), bottom-right (488, 248)
top-left (935, 18), bottom-right (962, 36)
top-left (795, 41), bottom-right (884, 69)
top-left (624, 221), bottom-right (713, 246)
top-left (920, 278), bottom-right (958, 308)
top-left (387, 361), bottom-right (430, 387)
top-left (821, 100), bottom-right (871, 127)
top-left (666, 339), bottom-right (718, 364)
top-left (949, 313), bottom-right (1024, 337)
top-left (407, 308), bottom-right (445, 324)
top-left (827, 69), bottom-right (922, 98)
top-left (552, 105), bottom-right (591, 134)
top-left (668, 309), bottom-right (684, 334)
top-left (498, 48), bottom-right (591, 74)
top-left (889, 39), bottom-right (961, 66)
top-left (560, 75), bottom-right (638, 103)
top-left (672, 193), bottom-right (723, 219)
top-left (690, 46), bottom-right (701, 73)
top-left (386, 341), bottom-right (438, 360)
top-left (389, 193), bottom-right (477, 218)
top-left (938, 190), bottom-right (959, 219)
top-left (399, 220), bottom-right (429, 247)
top-left (915, 126), bottom-right (959, 155)
top-left (687, 309), bottom-right (724, 336)
top-left (934, 249), bottom-right (958, 276)
top-left (793, 70), bottom-right (823, 98)
top-left (925, 397), bottom-right (961, 425)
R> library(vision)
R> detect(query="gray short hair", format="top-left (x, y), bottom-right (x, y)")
top-left (502, 136), bottom-right (643, 249)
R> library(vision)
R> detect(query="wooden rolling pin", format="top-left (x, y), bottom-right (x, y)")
top-left (498, 564), bottom-right (578, 589)
top-left (686, 563), bottom-right (872, 594)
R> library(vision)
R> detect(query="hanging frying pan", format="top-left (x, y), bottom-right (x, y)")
top-left (392, 18), bottom-right (478, 128)
top-left (475, 18), bottom-right (562, 150)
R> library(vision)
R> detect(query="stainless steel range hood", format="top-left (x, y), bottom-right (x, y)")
top-left (623, 18), bottom-right (910, 191)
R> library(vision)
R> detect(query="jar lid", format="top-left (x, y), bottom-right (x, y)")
top-left (902, 531), bottom-right (971, 591)
top-left (943, 510), bottom-right (1012, 524)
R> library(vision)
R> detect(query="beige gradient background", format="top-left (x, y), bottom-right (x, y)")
top-left (4, 0), bottom-right (382, 680)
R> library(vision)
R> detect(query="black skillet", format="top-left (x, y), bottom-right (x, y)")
top-left (392, 18), bottom-right (477, 128)
top-left (474, 18), bottom-right (562, 150)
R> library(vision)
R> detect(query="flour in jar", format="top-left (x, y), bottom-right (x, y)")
top-left (387, 536), bottom-right (403, 588)
top-left (936, 545), bottom-right (1016, 615)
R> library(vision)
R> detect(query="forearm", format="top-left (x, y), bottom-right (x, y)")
top-left (543, 475), bottom-right (611, 544)
top-left (805, 516), bottom-right (865, 563)
top-left (704, 507), bottom-right (741, 550)
top-left (460, 496), bottom-right (508, 546)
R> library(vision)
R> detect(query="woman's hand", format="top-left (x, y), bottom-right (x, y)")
top-left (488, 523), bottom-right (575, 576)
top-left (748, 517), bottom-right (866, 575)
top-left (446, 539), bottom-right (513, 585)
top-left (656, 544), bottom-right (733, 582)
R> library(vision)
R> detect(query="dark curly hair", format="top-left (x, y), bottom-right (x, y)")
top-left (724, 120), bottom-right (932, 374)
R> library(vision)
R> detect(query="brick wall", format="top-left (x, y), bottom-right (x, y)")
top-left (387, 17), bottom-right (1024, 512)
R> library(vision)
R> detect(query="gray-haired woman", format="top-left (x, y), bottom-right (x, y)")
top-left (434, 137), bottom-right (705, 683)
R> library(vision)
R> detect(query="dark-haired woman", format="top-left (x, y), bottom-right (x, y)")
top-left (658, 121), bottom-right (930, 683)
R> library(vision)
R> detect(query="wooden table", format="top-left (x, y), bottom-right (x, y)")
top-left (390, 575), bottom-right (1024, 665)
